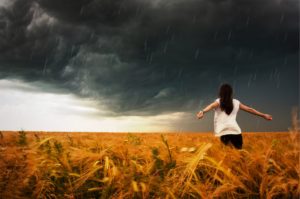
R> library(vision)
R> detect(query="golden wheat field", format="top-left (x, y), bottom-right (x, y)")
top-left (0, 129), bottom-right (299, 199)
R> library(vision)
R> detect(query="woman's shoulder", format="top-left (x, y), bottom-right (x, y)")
top-left (233, 98), bottom-right (240, 104)
top-left (215, 98), bottom-right (240, 103)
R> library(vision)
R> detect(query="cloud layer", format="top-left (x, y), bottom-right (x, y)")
top-left (0, 0), bottom-right (298, 121)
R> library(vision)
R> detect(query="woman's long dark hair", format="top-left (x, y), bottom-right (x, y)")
top-left (218, 83), bottom-right (233, 115)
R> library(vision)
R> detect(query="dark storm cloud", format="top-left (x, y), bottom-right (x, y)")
top-left (0, 0), bottom-right (298, 118)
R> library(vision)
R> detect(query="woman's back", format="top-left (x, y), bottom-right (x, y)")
top-left (214, 98), bottom-right (241, 137)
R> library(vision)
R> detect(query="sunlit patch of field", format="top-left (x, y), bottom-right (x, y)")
top-left (0, 130), bottom-right (299, 199)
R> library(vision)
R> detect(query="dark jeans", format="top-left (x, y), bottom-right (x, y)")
top-left (220, 134), bottom-right (243, 149)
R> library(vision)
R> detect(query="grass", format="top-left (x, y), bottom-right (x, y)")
top-left (0, 112), bottom-right (299, 198)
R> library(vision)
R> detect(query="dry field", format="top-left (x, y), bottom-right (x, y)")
top-left (0, 130), bottom-right (299, 199)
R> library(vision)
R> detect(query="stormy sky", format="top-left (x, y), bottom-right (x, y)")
top-left (0, 0), bottom-right (298, 132)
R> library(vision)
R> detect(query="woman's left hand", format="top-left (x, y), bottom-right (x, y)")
top-left (197, 111), bottom-right (204, 119)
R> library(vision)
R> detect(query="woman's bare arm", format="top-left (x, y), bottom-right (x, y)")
top-left (196, 101), bottom-right (219, 119)
top-left (239, 103), bottom-right (272, 120)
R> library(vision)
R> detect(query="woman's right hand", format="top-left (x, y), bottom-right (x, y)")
top-left (263, 114), bottom-right (273, 121)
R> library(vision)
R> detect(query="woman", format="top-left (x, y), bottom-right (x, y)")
top-left (196, 83), bottom-right (272, 149)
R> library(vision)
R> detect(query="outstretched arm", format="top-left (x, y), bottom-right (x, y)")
top-left (196, 101), bottom-right (219, 119)
top-left (239, 103), bottom-right (272, 120)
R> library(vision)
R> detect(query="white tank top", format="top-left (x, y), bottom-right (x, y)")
top-left (214, 98), bottom-right (241, 137)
